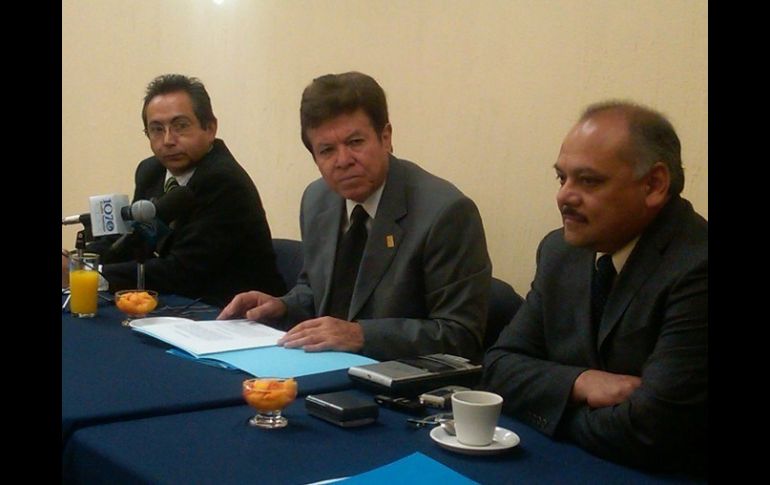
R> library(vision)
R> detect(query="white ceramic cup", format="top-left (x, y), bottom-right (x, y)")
top-left (451, 390), bottom-right (503, 446)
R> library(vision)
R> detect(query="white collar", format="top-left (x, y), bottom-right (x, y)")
top-left (344, 181), bottom-right (385, 222)
top-left (165, 168), bottom-right (195, 187)
top-left (596, 235), bottom-right (640, 274)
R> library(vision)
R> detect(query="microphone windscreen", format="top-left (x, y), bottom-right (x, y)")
top-left (155, 186), bottom-right (194, 224)
top-left (129, 200), bottom-right (156, 223)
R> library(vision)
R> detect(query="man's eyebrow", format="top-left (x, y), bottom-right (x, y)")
top-left (572, 167), bottom-right (605, 177)
top-left (148, 115), bottom-right (192, 124)
top-left (553, 165), bottom-right (605, 177)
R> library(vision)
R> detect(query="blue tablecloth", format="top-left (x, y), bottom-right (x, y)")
top-left (62, 388), bottom-right (701, 484)
top-left (61, 293), bottom-right (351, 446)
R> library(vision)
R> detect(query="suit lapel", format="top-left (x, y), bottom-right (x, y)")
top-left (150, 171), bottom-right (170, 254)
top-left (572, 252), bottom-right (602, 365)
top-left (348, 158), bottom-right (406, 319)
top-left (150, 178), bottom-right (164, 198)
top-left (315, 198), bottom-right (345, 315)
top-left (597, 197), bottom-right (684, 350)
top-left (597, 243), bottom-right (665, 352)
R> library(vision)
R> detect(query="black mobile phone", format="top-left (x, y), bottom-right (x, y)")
top-left (305, 391), bottom-right (379, 427)
top-left (374, 394), bottom-right (426, 416)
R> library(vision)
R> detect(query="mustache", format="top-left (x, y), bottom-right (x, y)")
top-left (560, 205), bottom-right (587, 221)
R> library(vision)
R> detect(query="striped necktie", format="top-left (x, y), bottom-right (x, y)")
top-left (164, 177), bottom-right (179, 193)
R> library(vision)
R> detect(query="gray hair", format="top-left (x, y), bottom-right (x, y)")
top-left (581, 100), bottom-right (684, 195)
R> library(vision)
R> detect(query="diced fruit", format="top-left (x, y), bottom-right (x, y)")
top-left (243, 378), bottom-right (297, 411)
top-left (116, 291), bottom-right (158, 315)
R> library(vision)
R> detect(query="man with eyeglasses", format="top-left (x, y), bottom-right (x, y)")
top-left (63, 74), bottom-right (285, 306)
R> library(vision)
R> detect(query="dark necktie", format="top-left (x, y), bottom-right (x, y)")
top-left (591, 253), bottom-right (616, 328)
top-left (164, 177), bottom-right (179, 193)
top-left (156, 177), bottom-right (180, 255)
top-left (328, 205), bottom-right (369, 319)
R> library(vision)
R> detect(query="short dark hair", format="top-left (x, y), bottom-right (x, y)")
top-left (142, 74), bottom-right (216, 130)
top-left (299, 72), bottom-right (389, 153)
top-left (581, 100), bottom-right (685, 195)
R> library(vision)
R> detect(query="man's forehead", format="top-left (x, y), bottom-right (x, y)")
top-left (562, 114), bottom-right (628, 157)
top-left (310, 113), bottom-right (373, 142)
top-left (576, 117), bottom-right (601, 136)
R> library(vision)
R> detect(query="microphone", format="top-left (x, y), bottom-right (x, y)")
top-left (61, 213), bottom-right (91, 226)
top-left (106, 186), bottom-right (195, 259)
top-left (120, 200), bottom-right (156, 224)
top-left (63, 200), bottom-right (156, 226)
top-left (150, 185), bottom-right (194, 225)
top-left (87, 194), bottom-right (132, 237)
top-left (62, 187), bottom-right (193, 230)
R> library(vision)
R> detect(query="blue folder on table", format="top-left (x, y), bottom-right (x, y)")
top-left (337, 452), bottom-right (478, 484)
top-left (131, 317), bottom-right (377, 377)
top-left (167, 345), bottom-right (377, 377)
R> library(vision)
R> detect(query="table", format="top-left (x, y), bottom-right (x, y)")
top-left (62, 388), bottom-right (701, 484)
top-left (62, 295), bottom-right (704, 483)
top-left (62, 293), bottom-right (352, 446)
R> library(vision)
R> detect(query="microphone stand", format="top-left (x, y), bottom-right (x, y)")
top-left (137, 262), bottom-right (145, 290)
top-left (74, 221), bottom-right (94, 258)
top-left (134, 242), bottom-right (151, 290)
top-left (132, 222), bottom-right (157, 290)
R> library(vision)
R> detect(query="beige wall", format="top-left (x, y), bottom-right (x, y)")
top-left (62, 0), bottom-right (708, 295)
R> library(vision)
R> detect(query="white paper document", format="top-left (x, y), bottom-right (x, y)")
top-left (131, 318), bottom-right (286, 357)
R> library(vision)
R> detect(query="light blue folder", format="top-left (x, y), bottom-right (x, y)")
top-left (338, 452), bottom-right (479, 484)
top-left (167, 345), bottom-right (377, 377)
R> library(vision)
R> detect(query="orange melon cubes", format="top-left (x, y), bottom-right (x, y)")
top-left (115, 290), bottom-right (158, 316)
top-left (243, 378), bottom-right (298, 411)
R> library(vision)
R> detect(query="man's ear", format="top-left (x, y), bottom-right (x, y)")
top-left (381, 123), bottom-right (393, 152)
top-left (206, 118), bottom-right (218, 138)
top-left (644, 162), bottom-right (670, 209)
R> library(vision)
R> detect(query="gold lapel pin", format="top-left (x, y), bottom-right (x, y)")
top-left (386, 235), bottom-right (395, 248)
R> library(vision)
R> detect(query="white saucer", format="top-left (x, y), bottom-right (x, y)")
top-left (430, 426), bottom-right (520, 455)
top-left (128, 317), bottom-right (191, 328)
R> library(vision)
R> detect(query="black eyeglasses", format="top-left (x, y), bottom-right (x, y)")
top-left (144, 118), bottom-right (194, 139)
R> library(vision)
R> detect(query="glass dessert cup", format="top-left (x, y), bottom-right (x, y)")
top-left (242, 377), bottom-right (298, 429)
top-left (114, 289), bottom-right (159, 326)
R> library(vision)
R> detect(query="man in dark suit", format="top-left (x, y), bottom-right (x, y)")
top-left (219, 72), bottom-right (492, 361)
top-left (63, 74), bottom-right (285, 307)
top-left (482, 101), bottom-right (707, 474)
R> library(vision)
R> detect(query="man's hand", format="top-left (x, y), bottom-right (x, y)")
top-left (571, 369), bottom-right (642, 408)
top-left (217, 291), bottom-right (287, 322)
top-left (277, 317), bottom-right (364, 353)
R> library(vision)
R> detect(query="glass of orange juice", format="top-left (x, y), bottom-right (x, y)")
top-left (68, 253), bottom-right (100, 318)
top-left (243, 377), bottom-right (298, 428)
